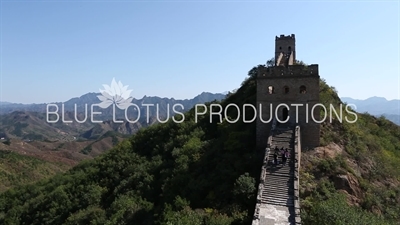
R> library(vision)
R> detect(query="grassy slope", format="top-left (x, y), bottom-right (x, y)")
top-left (0, 68), bottom-right (399, 225)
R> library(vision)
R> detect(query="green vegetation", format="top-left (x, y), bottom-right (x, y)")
top-left (1, 139), bottom-right (11, 146)
top-left (300, 79), bottom-right (400, 224)
top-left (80, 145), bottom-right (93, 155)
top-left (0, 71), bottom-right (259, 225)
top-left (55, 143), bottom-right (65, 151)
top-left (0, 66), bottom-right (399, 224)
top-left (24, 133), bottom-right (45, 141)
top-left (0, 150), bottom-right (68, 192)
top-left (302, 192), bottom-right (389, 225)
top-left (101, 131), bottom-right (121, 145)
top-left (12, 122), bottom-right (28, 137)
top-left (80, 131), bottom-right (123, 155)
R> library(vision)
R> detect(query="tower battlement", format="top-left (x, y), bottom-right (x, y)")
top-left (276, 34), bottom-right (295, 40)
top-left (257, 64), bottom-right (319, 78)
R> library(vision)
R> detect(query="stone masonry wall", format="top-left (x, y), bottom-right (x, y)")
top-left (256, 65), bottom-right (320, 150)
top-left (294, 126), bottom-right (302, 224)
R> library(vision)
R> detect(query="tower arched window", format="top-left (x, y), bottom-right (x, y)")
top-left (300, 85), bottom-right (306, 94)
top-left (268, 86), bottom-right (275, 94)
top-left (288, 46), bottom-right (292, 51)
top-left (279, 46), bottom-right (282, 50)
top-left (284, 86), bottom-right (289, 94)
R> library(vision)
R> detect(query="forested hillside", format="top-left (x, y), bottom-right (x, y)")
top-left (0, 65), bottom-right (399, 225)
top-left (0, 69), bottom-right (259, 225)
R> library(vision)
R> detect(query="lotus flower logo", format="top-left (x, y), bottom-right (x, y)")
top-left (97, 78), bottom-right (133, 109)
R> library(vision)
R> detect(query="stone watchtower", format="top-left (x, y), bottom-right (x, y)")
top-left (256, 34), bottom-right (320, 150)
top-left (275, 34), bottom-right (296, 66)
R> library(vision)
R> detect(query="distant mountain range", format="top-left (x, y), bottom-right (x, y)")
top-left (0, 92), bottom-right (226, 116)
top-left (1, 94), bottom-right (398, 142)
top-left (0, 92), bottom-right (227, 142)
top-left (341, 96), bottom-right (400, 125)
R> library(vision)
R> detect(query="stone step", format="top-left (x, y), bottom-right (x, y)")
top-left (265, 177), bottom-right (294, 187)
top-left (261, 198), bottom-right (293, 204)
top-left (263, 190), bottom-right (295, 196)
top-left (264, 181), bottom-right (293, 186)
top-left (265, 171), bottom-right (294, 176)
top-left (266, 162), bottom-right (293, 167)
top-left (267, 180), bottom-right (293, 185)
top-left (262, 194), bottom-right (294, 200)
top-left (273, 134), bottom-right (293, 136)
top-left (266, 158), bottom-right (293, 163)
top-left (263, 193), bottom-right (294, 200)
top-left (266, 163), bottom-right (293, 168)
top-left (263, 185), bottom-right (294, 190)
top-left (265, 177), bottom-right (294, 181)
top-left (266, 160), bottom-right (293, 164)
top-left (272, 135), bottom-right (292, 137)
top-left (263, 185), bottom-right (294, 192)
top-left (264, 177), bottom-right (293, 181)
top-left (273, 130), bottom-right (293, 133)
top-left (262, 197), bottom-right (295, 204)
top-left (263, 186), bottom-right (293, 192)
top-left (266, 169), bottom-right (293, 174)
top-left (266, 176), bottom-right (293, 181)
top-left (266, 174), bottom-right (294, 178)
top-left (266, 168), bottom-right (293, 173)
top-left (270, 145), bottom-right (291, 148)
top-left (267, 151), bottom-right (293, 155)
top-left (262, 199), bottom-right (295, 205)
top-left (262, 190), bottom-right (294, 197)
top-left (265, 181), bottom-right (294, 186)
top-left (266, 159), bottom-right (293, 163)
top-left (261, 195), bottom-right (294, 201)
top-left (266, 162), bottom-right (293, 166)
top-left (272, 137), bottom-right (292, 139)
top-left (265, 175), bottom-right (294, 180)
top-left (266, 173), bottom-right (294, 177)
top-left (262, 195), bottom-right (292, 201)
top-left (272, 140), bottom-right (292, 142)
top-left (262, 199), bottom-right (294, 207)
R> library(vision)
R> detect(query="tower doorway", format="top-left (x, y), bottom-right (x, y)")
top-left (282, 108), bottom-right (289, 122)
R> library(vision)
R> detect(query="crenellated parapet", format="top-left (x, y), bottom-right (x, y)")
top-left (276, 34), bottom-right (295, 40)
top-left (294, 126), bottom-right (302, 224)
top-left (257, 64), bottom-right (319, 78)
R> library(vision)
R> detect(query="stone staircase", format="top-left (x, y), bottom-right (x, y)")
top-left (276, 52), bottom-right (294, 67)
top-left (255, 126), bottom-right (296, 224)
top-left (263, 127), bottom-right (294, 208)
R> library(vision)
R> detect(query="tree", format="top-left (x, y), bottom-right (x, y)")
top-left (233, 173), bottom-right (256, 199)
top-left (266, 57), bottom-right (275, 67)
top-left (294, 59), bottom-right (307, 66)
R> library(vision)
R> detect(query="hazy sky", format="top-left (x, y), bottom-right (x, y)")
top-left (0, 0), bottom-right (399, 104)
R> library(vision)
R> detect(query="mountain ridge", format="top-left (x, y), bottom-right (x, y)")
top-left (340, 96), bottom-right (400, 125)
top-left (0, 92), bottom-right (227, 115)
top-left (0, 91), bottom-right (227, 106)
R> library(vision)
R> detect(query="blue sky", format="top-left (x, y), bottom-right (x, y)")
top-left (0, 0), bottom-right (399, 104)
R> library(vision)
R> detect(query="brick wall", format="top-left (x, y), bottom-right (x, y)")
top-left (256, 65), bottom-right (320, 150)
